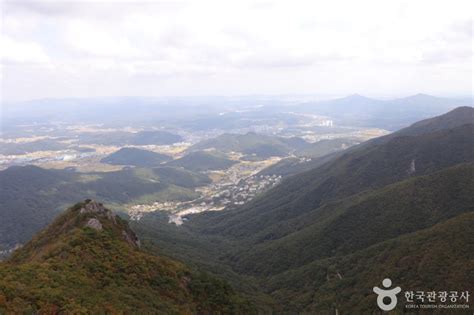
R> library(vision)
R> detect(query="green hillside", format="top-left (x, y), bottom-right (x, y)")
top-left (226, 163), bottom-right (474, 276)
top-left (0, 139), bottom-right (90, 155)
top-left (0, 200), bottom-right (253, 313)
top-left (257, 152), bottom-right (340, 177)
top-left (134, 164), bottom-right (474, 310)
top-left (101, 147), bottom-right (172, 167)
top-left (266, 212), bottom-right (474, 313)
top-left (189, 132), bottom-right (311, 158)
top-left (295, 138), bottom-right (359, 158)
top-left (387, 105), bottom-right (474, 137)
top-left (2, 107), bottom-right (473, 313)
top-left (78, 130), bottom-right (183, 146)
top-left (153, 166), bottom-right (212, 187)
top-left (166, 151), bottom-right (238, 172)
top-left (189, 132), bottom-right (355, 161)
top-left (0, 165), bottom-right (208, 253)
top-left (129, 130), bottom-right (183, 145)
top-left (130, 107), bottom-right (474, 313)
top-left (191, 123), bottom-right (474, 238)
top-left (262, 106), bottom-right (474, 177)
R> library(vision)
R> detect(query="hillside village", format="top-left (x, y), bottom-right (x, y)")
top-left (129, 168), bottom-right (282, 224)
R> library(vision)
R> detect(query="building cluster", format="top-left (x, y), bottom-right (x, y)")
top-left (0, 151), bottom-right (94, 170)
top-left (128, 173), bottom-right (282, 224)
top-left (211, 174), bottom-right (282, 206)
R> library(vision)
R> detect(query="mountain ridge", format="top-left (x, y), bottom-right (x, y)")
top-left (0, 200), bottom-right (254, 313)
top-left (189, 122), bottom-right (474, 238)
top-left (131, 107), bottom-right (474, 312)
top-left (101, 147), bottom-right (172, 167)
top-left (166, 151), bottom-right (238, 172)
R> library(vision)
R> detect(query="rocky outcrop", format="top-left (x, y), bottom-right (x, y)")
top-left (122, 230), bottom-right (141, 248)
top-left (85, 218), bottom-right (103, 231)
top-left (78, 200), bottom-right (140, 247)
top-left (79, 200), bottom-right (117, 223)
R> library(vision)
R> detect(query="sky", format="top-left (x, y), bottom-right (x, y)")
top-left (0, 0), bottom-right (472, 102)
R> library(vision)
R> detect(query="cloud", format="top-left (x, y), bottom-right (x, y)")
top-left (2, 1), bottom-right (77, 16)
top-left (0, 36), bottom-right (50, 64)
top-left (0, 0), bottom-right (472, 101)
top-left (63, 19), bottom-right (145, 58)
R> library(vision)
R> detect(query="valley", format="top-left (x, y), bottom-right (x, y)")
top-left (0, 103), bottom-right (387, 236)
top-left (1, 96), bottom-right (472, 313)
top-left (131, 164), bottom-right (282, 224)
top-left (131, 107), bottom-right (474, 312)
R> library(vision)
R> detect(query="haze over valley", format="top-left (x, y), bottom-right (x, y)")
top-left (2, 93), bottom-right (470, 245)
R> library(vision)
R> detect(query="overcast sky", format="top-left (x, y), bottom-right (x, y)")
top-left (1, 0), bottom-right (472, 102)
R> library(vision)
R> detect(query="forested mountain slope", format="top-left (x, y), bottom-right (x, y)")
top-left (0, 200), bottom-right (253, 313)
top-left (0, 165), bottom-right (209, 252)
top-left (190, 122), bottom-right (474, 238)
top-left (166, 151), bottom-right (238, 171)
top-left (132, 107), bottom-right (474, 312)
top-left (101, 147), bottom-right (172, 166)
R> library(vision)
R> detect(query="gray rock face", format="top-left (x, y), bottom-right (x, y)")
top-left (79, 201), bottom-right (104, 214)
top-left (85, 218), bottom-right (103, 231)
top-left (77, 200), bottom-right (140, 247)
top-left (122, 230), bottom-right (141, 248)
top-left (79, 200), bottom-right (117, 223)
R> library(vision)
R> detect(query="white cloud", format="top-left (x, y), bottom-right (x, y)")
top-left (0, 36), bottom-right (50, 64)
top-left (0, 0), bottom-right (472, 101)
top-left (63, 19), bottom-right (144, 58)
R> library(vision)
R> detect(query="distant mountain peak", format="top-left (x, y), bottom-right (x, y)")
top-left (412, 93), bottom-right (432, 97)
top-left (331, 94), bottom-right (381, 104)
top-left (348, 93), bottom-right (364, 97)
top-left (345, 93), bottom-right (371, 100)
top-left (406, 93), bottom-right (440, 100)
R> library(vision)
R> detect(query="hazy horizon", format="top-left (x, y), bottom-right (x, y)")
top-left (3, 92), bottom-right (474, 106)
